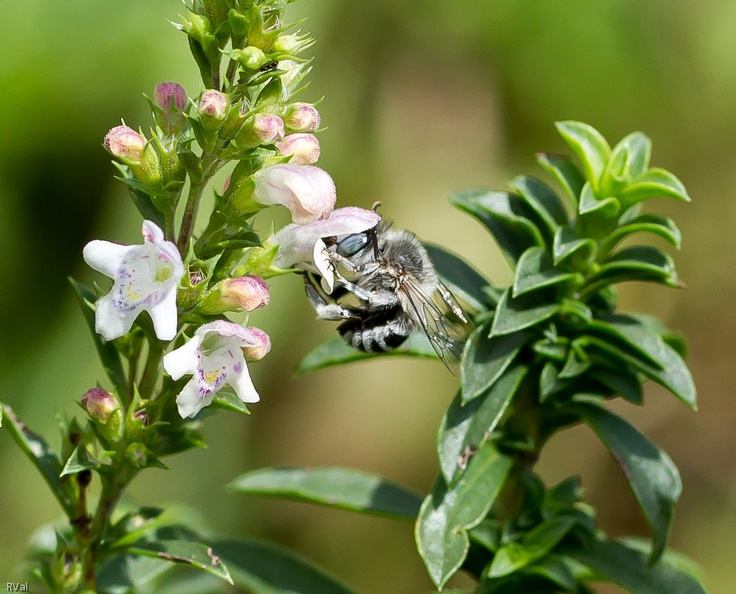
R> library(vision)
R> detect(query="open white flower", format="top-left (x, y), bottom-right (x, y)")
top-left (269, 206), bottom-right (381, 269)
top-left (253, 164), bottom-right (336, 224)
top-left (83, 221), bottom-right (184, 341)
top-left (163, 320), bottom-right (271, 419)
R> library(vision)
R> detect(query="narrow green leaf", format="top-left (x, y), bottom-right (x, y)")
top-left (211, 390), bottom-right (251, 414)
top-left (552, 226), bottom-right (597, 269)
top-left (600, 214), bottom-right (682, 256)
top-left (618, 537), bottom-right (705, 583)
top-left (126, 540), bottom-right (233, 584)
top-left (592, 314), bottom-right (696, 408)
top-left (513, 247), bottom-right (579, 297)
top-left (439, 367), bottom-right (528, 483)
top-left (487, 515), bottom-right (578, 578)
top-left (296, 333), bottom-right (437, 375)
top-left (582, 246), bottom-right (679, 296)
top-left (462, 324), bottom-right (530, 403)
top-left (621, 168), bottom-right (691, 206)
top-left (108, 506), bottom-right (202, 550)
top-left (600, 132), bottom-right (652, 198)
top-left (210, 538), bottom-right (359, 594)
top-left (509, 176), bottom-right (568, 240)
top-left (425, 243), bottom-right (497, 311)
top-left (555, 121), bottom-right (611, 191)
top-left (416, 444), bottom-right (513, 588)
top-left (490, 289), bottom-right (560, 337)
top-left (60, 444), bottom-right (102, 477)
top-left (576, 402), bottom-right (681, 564)
top-left (229, 467), bottom-right (422, 520)
top-left (564, 538), bottom-right (706, 594)
top-left (519, 554), bottom-right (578, 592)
top-left (1, 403), bottom-right (76, 516)
top-left (578, 182), bottom-right (620, 217)
top-left (69, 278), bottom-right (127, 394)
top-left (450, 188), bottom-right (545, 264)
top-left (536, 153), bottom-right (585, 207)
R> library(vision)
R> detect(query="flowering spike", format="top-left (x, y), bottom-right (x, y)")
top-left (83, 221), bottom-right (184, 341)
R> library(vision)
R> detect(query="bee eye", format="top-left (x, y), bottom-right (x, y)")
top-left (336, 233), bottom-right (369, 257)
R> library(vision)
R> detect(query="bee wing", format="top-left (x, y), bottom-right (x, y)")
top-left (400, 278), bottom-right (470, 376)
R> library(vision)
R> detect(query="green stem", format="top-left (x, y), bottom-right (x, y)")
top-left (176, 155), bottom-right (222, 256)
top-left (139, 339), bottom-right (165, 399)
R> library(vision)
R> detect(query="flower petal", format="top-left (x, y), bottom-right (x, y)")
top-left (176, 377), bottom-right (215, 419)
top-left (228, 366), bottom-right (260, 404)
top-left (163, 335), bottom-right (203, 380)
top-left (94, 292), bottom-right (139, 341)
top-left (149, 289), bottom-right (179, 341)
top-left (83, 240), bottom-right (132, 278)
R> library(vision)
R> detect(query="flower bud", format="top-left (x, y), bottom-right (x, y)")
top-left (153, 82), bottom-right (188, 135)
top-left (273, 34), bottom-right (300, 53)
top-left (222, 275), bottom-right (270, 310)
top-left (199, 90), bottom-right (229, 121)
top-left (253, 164), bottom-right (336, 224)
top-left (231, 46), bottom-right (268, 70)
top-left (82, 387), bottom-right (117, 422)
top-left (284, 103), bottom-right (321, 132)
top-left (104, 125), bottom-right (145, 163)
top-left (241, 327), bottom-right (271, 361)
top-left (254, 114), bottom-right (285, 144)
top-left (277, 133), bottom-right (321, 165)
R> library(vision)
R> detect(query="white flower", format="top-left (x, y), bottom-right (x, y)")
top-left (163, 320), bottom-right (271, 418)
top-left (269, 206), bottom-right (381, 269)
top-left (83, 220), bottom-right (184, 341)
top-left (253, 164), bottom-right (336, 224)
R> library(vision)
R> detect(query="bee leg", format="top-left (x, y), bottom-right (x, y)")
top-left (304, 274), bottom-right (359, 321)
top-left (334, 279), bottom-right (400, 310)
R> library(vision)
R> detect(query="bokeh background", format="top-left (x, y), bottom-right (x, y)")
top-left (1, 1), bottom-right (734, 592)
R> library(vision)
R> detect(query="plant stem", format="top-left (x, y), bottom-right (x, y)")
top-left (176, 155), bottom-right (221, 255)
top-left (139, 339), bottom-right (165, 399)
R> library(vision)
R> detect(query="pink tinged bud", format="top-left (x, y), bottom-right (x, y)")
top-left (221, 275), bottom-right (270, 311)
top-left (284, 103), bottom-right (321, 132)
top-left (82, 387), bottom-right (117, 421)
top-left (154, 82), bottom-right (187, 111)
top-left (241, 327), bottom-right (271, 361)
top-left (199, 90), bottom-right (229, 119)
top-left (253, 114), bottom-right (285, 144)
top-left (104, 125), bottom-right (146, 163)
top-left (253, 164), bottom-right (336, 224)
top-left (277, 133), bottom-right (321, 165)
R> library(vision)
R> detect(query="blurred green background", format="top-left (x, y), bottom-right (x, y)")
top-left (1, 1), bottom-right (734, 592)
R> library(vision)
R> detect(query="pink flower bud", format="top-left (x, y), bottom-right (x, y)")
top-left (221, 275), bottom-right (270, 311)
top-left (253, 164), bottom-right (336, 224)
top-left (241, 327), bottom-right (271, 361)
top-left (199, 90), bottom-right (229, 120)
top-left (104, 125), bottom-right (146, 163)
top-left (253, 114), bottom-right (285, 144)
top-left (276, 133), bottom-right (321, 165)
top-left (284, 103), bottom-right (321, 132)
top-left (82, 387), bottom-right (118, 421)
top-left (153, 82), bottom-right (188, 135)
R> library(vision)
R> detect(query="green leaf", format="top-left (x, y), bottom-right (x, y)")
top-left (60, 444), bottom-right (102, 477)
top-left (621, 168), bottom-right (691, 207)
top-left (600, 213), bottom-right (682, 256)
top-left (228, 467), bottom-right (422, 520)
top-left (439, 367), bottom-right (528, 483)
top-left (450, 188), bottom-right (545, 264)
top-left (513, 247), bottom-right (579, 297)
top-left (416, 444), bottom-right (513, 588)
top-left (564, 538), bottom-right (706, 594)
top-left (601, 132), bottom-right (652, 197)
top-left (591, 314), bottom-right (696, 408)
top-left (618, 537), bottom-right (705, 583)
top-left (536, 153), bottom-right (585, 207)
top-left (509, 176), bottom-right (568, 241)
top-left (487, 515), bottom-right (578, 578)
top-left (555, 121), bottom-right (611, 191)
top-left (576, 402), bottom-right (681, 564)
top-left (461, 323), bottom-right (530, 403)
top-left (207, 538), bottom-right (359, 594)
top-left (490, 289), bottom-right (560, 337)
top-left (296, 333), bottom-right (437, 375)
top-left (211, 389), bottom-right (251, 414)
top-left (519, 554), bottom-right (578, 592)
top-left (425, 243), bottom-right (497, 311)
top-left (69, 278), bottom-right (127, 394)
top-left (108, 506), bottom-right (203, 550)
top-left (582, 246), bottom-right (679, 296)
top-left (578, 182), bottom-right (620, 217)
top-left (0, 403), bottom-right (76, 517)
top-left (552, 226), bottom-right (597, 269)
top-left (126, 540), bottom-right (233, 584)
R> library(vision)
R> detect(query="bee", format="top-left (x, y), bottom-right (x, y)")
top-left (302, 220), bottom-right (471, 374)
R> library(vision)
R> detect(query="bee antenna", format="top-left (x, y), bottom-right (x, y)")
top-left (371, 201), bottom-right (382, 213)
